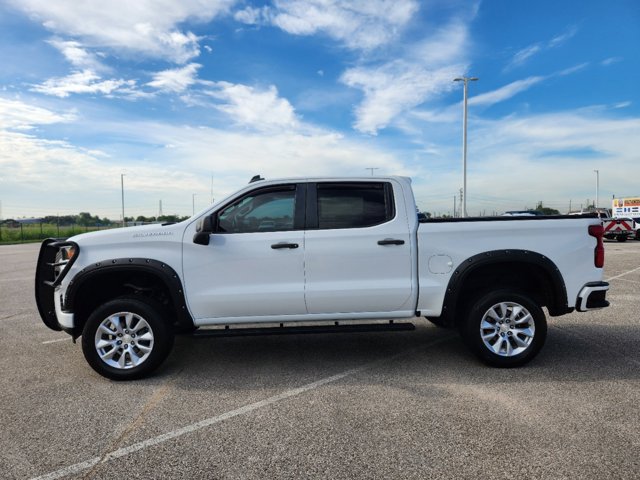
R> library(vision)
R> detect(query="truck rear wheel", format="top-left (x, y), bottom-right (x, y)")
top-left (81, 297), bottom-right (174, 380)
top-left (461, 290), bottom-right (547, 367)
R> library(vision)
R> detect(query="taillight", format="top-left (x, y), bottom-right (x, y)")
top-left (588, 225), bottom-right (605, 268)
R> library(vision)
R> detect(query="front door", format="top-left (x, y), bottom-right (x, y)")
top-left (183, 184), bottom-right (307, 321)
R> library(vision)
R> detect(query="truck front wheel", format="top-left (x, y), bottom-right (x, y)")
top-left (461, 290), bottom-right (547, 367)
top-left (81, 297), bottom-right (174, 380)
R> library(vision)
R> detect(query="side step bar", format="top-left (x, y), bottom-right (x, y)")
top-left (192, 321), bottom-right (415, 338)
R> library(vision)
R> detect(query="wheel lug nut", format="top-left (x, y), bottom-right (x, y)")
top-left (117, 333), bottom-right (123, 337)
top-left (500, 333), bottom-right (505, 337)
top-left (131, 341), bottom-right (135, 345)
top-left (508, 332), bottom-right (512, 336)
top-left (131, 334), bottom-right (136, 338)
top-left (124, 344), bottom-right (128, 349)
top-left (125, 330), bottom-right (130, 334)
top-left (116, 340), bottom-right (122, 345)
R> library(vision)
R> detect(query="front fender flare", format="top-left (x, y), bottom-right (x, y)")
top-left (64, 258), bottom-right (194, 329)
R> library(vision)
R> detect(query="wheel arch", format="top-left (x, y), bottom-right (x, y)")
top-left (439, 250), bottom-right (570, 327)
top-left (65, 258), bottom-right (194, 336)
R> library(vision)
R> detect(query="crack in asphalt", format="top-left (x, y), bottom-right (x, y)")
top-left (80, 377), bottom-right (179, 480)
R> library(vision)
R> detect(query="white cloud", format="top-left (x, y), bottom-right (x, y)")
top-left (31, 70), bottom-right (135, 98)
top-left (205, 82), bottom-right (300, 131)
top-left (0, 97), bottom-right (77, 130)
top-left (408, 107), bottom-right (640, 215)
top-left (149, 124), bottom-right (407, 181)
top-left (505, 26), bottom-right (579, 71)
top-left (508, 44), bottom-right (542, 69)
top-left (341, 21), bottom-right (469, 134)
top-left (234, 6), bottom-right (268, 25)
top-left (601, 57), bottom-right (623, 66)
top-left (469, 76), bottom-right (545, 107)
top-left (548, 26), bottom-right (578, 47)
top-left (0, 128), bottom-right (203, 217)
top-left (236, 0), bottom-right (419, 51)
top-left (0, 96), bottom-right (409, 218)
top-left (47, 38), bottom-right (107, 72)
top-left (342, 62), bottom-right (462, 135)
top-left (557, 62), bottom-right (589, 76)
top-left (148, 63), bottom-right (202, 93)
top-left (7, 0), bottom-right (236, 63)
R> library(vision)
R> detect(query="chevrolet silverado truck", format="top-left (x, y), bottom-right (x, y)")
top-left (35, 176), bottom-right (610, 380)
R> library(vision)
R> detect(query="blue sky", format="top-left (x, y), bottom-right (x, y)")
top-left (0, 0), bottom-right (638, 219)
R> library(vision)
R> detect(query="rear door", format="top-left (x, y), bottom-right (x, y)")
top-left (303, 181), bottom-right (414, 315)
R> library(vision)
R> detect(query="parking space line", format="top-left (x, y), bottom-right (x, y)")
top-left (31, 334), bottom-right (454, 480)
top-left (42, 338), bottom-right (69, 345)
top-left (606, 265), bottom-right (640, 282)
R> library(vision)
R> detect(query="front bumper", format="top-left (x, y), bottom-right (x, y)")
top-left (576, 282), bottom-right (610, 312)
top-left (35, 238), bottom-right (78, 332)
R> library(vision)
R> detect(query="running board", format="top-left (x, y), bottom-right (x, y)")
top-left (191, 321), bottom-right (415, 338)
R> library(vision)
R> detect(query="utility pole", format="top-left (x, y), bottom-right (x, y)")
top-left (365, 167), bottom-right (379, 176)
top-left (454, 76), bottom-right (479, 217)
top-left (594, 170), bottom-right (600, 209)
top-left (459, 188), bottom-right (463, 217)
top-left (192, 194), bottom-right (197, 215)
top-left (121, 173), bottom-right (126, 228)
top-left (453, 195), bottom-right (456, 218)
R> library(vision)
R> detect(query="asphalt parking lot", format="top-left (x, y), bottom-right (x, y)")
top-left (1, 241), bottom-right (638, 479)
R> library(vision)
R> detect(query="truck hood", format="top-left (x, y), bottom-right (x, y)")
top-left (68, 222), bottom-right (188, 247)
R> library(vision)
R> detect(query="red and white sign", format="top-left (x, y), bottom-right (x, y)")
top-left (604, 219), bottom-right (633, 233)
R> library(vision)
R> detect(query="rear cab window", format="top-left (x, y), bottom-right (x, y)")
top-left (310, 182), bottom-right (395, 229)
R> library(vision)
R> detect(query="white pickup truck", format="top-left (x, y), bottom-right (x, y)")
top-left (36, 176), bottom-right (610, 380)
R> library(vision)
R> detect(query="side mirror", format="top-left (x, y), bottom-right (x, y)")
top-left (193, 215), bottom-right (214, 246)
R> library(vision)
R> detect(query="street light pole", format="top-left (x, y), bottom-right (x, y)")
top-left (121, 173), bottom-right (126, 228)
top-left (454, 76), bottom-right (478, 217)
top-left (594, 169), bottom-right (599, 209)
top-left (192, 193), bottom-right (197, 215)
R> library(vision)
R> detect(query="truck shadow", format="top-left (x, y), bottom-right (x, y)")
top-left (155, 321), bottom-right (640, 391)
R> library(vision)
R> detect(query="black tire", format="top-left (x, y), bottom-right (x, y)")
top-left (82, 297), bottom-right (174, 380)
top-left (616, 236), bottom-right (627, 242)
top-left (460, 290), bottom-right (547, 368)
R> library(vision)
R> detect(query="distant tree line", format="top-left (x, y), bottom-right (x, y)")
top-left (128, 215), bottom-right (190, 223)
top-left (2, 212), bottom-right (190, 226)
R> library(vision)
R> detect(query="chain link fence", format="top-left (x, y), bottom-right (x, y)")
top-left (0, 222), bottom-right (115, 244)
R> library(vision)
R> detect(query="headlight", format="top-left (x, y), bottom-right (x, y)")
top-left (53, 244), bottom-right (78, 279)
top-left (61, 245), bottom-right (77, 261)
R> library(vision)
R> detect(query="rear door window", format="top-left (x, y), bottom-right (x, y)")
top-left (315, 182), bottom-right (395, 229)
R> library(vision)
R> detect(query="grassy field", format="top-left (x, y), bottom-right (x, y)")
top-left (0, 223), bottom-right (115, 244)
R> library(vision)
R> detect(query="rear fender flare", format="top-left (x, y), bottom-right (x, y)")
top-left (439, 249), bottom-right (569, 326)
